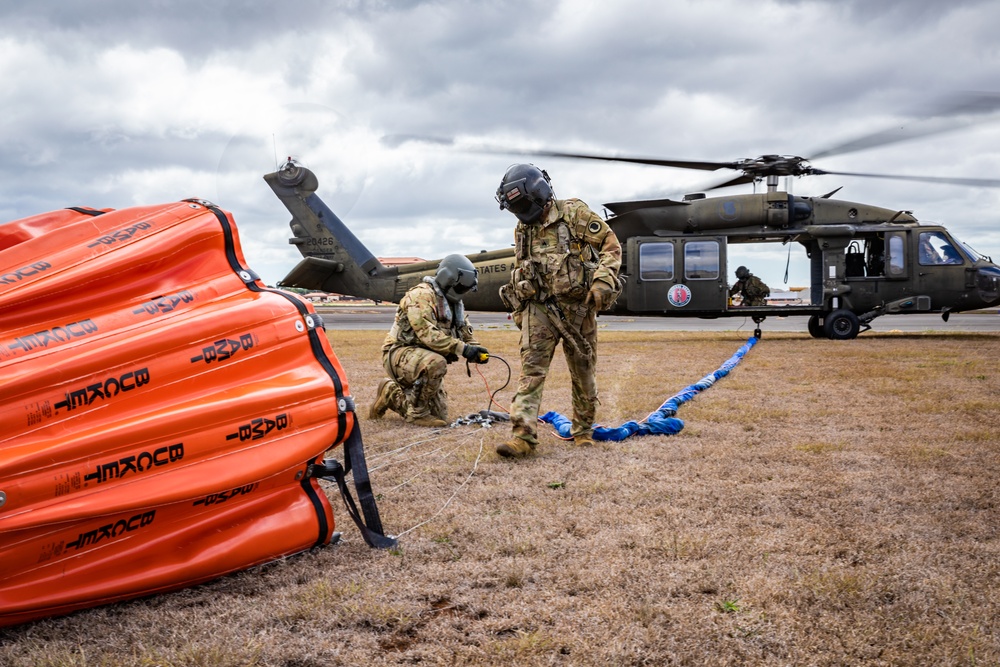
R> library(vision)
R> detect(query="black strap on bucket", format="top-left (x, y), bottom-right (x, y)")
top-left (311, 423), bottom-right (397, 549)
top-left (193, 201), bottom-right (391, 547)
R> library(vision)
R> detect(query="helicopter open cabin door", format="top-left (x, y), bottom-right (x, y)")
top-left (626, 236), bottom-right (728, 314)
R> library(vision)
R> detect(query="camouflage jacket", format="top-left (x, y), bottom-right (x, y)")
top-left (507, 198), bottom-right (622, 306)
top-left (729, 275), bottom-right (770, 301)
top-left (381, 278), bottom-right (475, 358)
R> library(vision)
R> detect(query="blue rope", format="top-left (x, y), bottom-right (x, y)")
top-left (539, 336), bottom-right (759, 442)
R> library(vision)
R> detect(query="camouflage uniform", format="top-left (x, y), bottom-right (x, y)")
top-left (378, 278), bottom-right (477, 424)
top-left (501, 199), bottom-right (622, 449)
top-left (729, 273), bottom-right (770, 306)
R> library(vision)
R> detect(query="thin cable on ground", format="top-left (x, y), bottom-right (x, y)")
top-left (365, 427), bottom-right (453, 466)
top-left (475, 354), bottom-right (512, 416)
top-left (378, 434), bottom-right (473, 494)
top-left (354, 357), bottom-right (509, 537)
top-left (380, 470), bottom-right (426, 494)
top-left (369, 427), bottom-right (480, 473)
top-left (393, 437), bottom-right (485, 539)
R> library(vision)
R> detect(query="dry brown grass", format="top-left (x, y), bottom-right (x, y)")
top-left (3, 328), bottom-right (999, 666)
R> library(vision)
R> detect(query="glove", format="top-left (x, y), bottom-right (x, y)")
top-left (585, 280), bottom-right (616, 311)
top-left (461, 344), bottom-right (489, 364)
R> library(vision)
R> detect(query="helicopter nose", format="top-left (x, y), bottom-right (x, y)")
top-left (976, 266), bottom-right (1000, 306)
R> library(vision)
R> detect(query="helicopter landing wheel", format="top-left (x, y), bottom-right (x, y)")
top-left (823, 309), bottom-right (861, 340)
top-left (807, 315), bottom-right (825, 338)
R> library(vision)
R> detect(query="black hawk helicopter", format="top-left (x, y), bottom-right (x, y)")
top-left (271, 96), bottom-right (1000, 339)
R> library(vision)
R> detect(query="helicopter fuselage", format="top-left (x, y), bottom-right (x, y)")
top-left (270, 165), bottom-right (1000, 339)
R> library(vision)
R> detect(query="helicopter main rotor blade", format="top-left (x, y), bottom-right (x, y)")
top-left (382, 98), bottom-right (1000, 193)
top-left (380, 134), bottom-right (739, 172)
top-left (809, 91), bottom-right (1000, 160)
top-left (686, 172), bottom-right (758, 192)
top-left (813, 169), bottom-right (1000, 189)
top-left (519, 149), bottom-right (737, 172)
top-left (380, 133), bottom-right (455, 148)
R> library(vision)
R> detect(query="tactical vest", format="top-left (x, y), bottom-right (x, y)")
top-left (385, 279), bottom-right (466, 350)
top-left (511, 200), bottom-right (602, 304)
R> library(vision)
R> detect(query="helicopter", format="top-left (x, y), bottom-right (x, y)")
top-left (270, 98), bottom-right (1000, 340)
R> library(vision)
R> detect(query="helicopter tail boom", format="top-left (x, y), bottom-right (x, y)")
top-left (265, 164), bottom-right (397, 301)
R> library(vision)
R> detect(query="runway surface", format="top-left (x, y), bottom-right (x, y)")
top-left (315, 305), bottom-right (1000, 333)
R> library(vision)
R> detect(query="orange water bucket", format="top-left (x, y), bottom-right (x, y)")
top-left (0, 200), bottom-right (390, 628)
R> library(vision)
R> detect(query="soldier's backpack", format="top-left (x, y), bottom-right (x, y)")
top-left (746, 275), bottom-right (770, 300)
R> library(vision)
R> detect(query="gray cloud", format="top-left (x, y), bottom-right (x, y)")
top-left (2, 0), bottom-right (999, 289)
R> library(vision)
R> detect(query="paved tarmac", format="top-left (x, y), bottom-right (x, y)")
top-left (315, 304), bottom-right (1000, 333)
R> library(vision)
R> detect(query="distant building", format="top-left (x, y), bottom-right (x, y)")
top-left (766, 287), bottom-right (808, 306)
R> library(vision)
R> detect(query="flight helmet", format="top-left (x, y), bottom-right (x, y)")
top-left (435, 254), bottom-right (478, 303)
top-left (735, 266), bottom-right (750, 280)
top-left (496, 164), bottom-right (553, 224)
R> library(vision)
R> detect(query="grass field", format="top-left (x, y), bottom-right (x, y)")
top-left (2, 329), bottom-right (998, 666)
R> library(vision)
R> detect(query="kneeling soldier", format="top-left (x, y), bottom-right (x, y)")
top-left (369, 254), bottom-right (489, 427)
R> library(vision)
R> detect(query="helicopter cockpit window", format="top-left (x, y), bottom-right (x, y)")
top-left (918, 231), bottom-right (963, 266)
top-left (638, 242), bottom-right (674, 281)
top-left (684, 241), bottom-right (720, 280)
top-left (959, 240), bottom-right (985, 262)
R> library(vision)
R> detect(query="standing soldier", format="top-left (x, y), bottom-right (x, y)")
top-left (495, 164), bottom-right (622, 458)
top-left (369, 254), bottom-right (489, 427)
top-left (729, 266), bottom-right (770, 306)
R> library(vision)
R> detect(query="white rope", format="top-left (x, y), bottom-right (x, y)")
top-left (393, 437), bottom-right (485, 539)
top-left (365, 427), bottom-right (453, 466)
top-left (370, 434), bottom-right (474, 492)
top-left (368, 427), bottom-right (479, 474)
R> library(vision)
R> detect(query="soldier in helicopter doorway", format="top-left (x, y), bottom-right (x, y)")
top-left (729, 266), bottom-right (770, 306)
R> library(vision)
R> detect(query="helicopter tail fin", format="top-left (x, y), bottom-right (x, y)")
top-left (265, 162), bottom-right (397, 301)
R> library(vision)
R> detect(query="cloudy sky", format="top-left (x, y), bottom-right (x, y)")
top-left (3, 0), bottom-right (1000, 290)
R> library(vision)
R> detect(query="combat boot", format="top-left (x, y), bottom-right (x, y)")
top-left (408, 414), bottom-right (448, 428)
top-left (496, 437), bottom-right (535, 459)
top-left (368, 378), bottom-right (393, 419)
top-left (572, 432), bottom-right (595, 447)
top-left (404, 377), bottom-right (448, 427)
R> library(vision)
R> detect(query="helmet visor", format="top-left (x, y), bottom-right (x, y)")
top-left (497, 173), bottom-right (548, 223)
top-left (503, 191), bottom-right (545, 223)
top-left (502, 187), bottom-right (533, 216)
top-left (452, 269), bottom-right (478, 295)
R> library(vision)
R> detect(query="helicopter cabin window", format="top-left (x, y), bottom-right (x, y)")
top-left (638, 242), bottom-right (674, 281)
top-left (887, 233), bottom-right (906, 277)
top-left (918, 231), bottom-right (963, 266)
top-left (684, 241), bottom-right (720, 280)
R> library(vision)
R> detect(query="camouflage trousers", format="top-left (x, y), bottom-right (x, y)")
top-left (382, 346), bottom-right (450, 422)
top-left (509, 300), bottom-right (598, 446)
